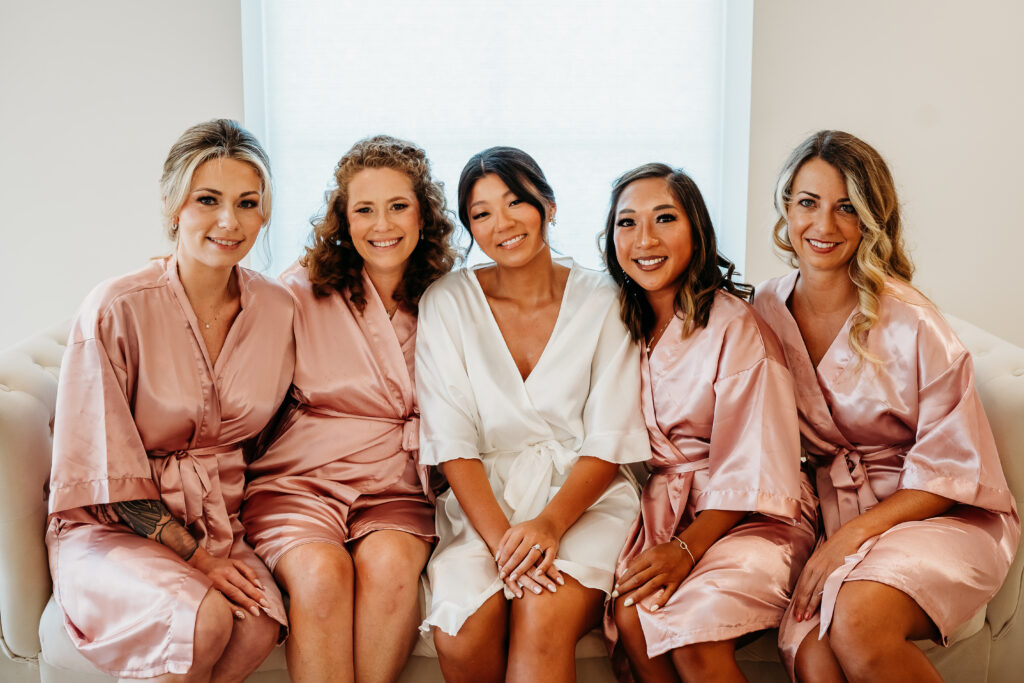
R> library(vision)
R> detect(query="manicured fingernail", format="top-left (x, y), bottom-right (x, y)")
top-left (548, 584), bottom-right (556, 591)
top-left (234, 610), bottom-right (245, 620)
top-left (509, 573), bottom-right (517, 581)
top-left (611, 590), bottom-right (619, 598)
top-left (259, 598), bottom-right (270, 607)
top-left (624, 598), bottom-right (634, 607)
top-left (499, 571), bottom-right (505, 579)
top-left (250, 606), bottom-right (261, 617)
top-left (556, 576), bottom-right (564, 586)
top-left (532, 586), bottom-right (541, 594)
top-left (256, 581), bottom-right (266, 590)
top-left (516, 591), bottom-right (523, 598)
top-left (651, 604), bottom-right (660, 611)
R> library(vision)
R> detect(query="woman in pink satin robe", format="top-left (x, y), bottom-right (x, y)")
top-left (241, 135), bottom-right (457, 683)
top-left (46, 119), bottom-right (294, 681)
top-left (752, 130), bottom-right (1020, 683)
top-left (602, 163), bottom-right (818, 682)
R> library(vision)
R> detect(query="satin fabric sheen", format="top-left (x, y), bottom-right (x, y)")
top-left (242, 263), bottom-right (434, 571)
top-left (608, 291), bottom-right (818, 662)
top-left (754, 272), bottom-right (1020, 679)
top-left (416, 262), bottom-right (652, 636)
top-left (45, 256), bottom-right (294, 678)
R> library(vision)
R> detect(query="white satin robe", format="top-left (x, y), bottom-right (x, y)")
top-left (609, 290), bottom-right (818, 658)
top-left (45, 256), bottom-right (294, 678)
top-left (416, 262), bottom-right (651, 636)
top-left (753, 272), bottom-right (1020, 678)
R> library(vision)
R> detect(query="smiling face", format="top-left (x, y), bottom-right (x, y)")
top-left (174, 157), bottom-right (264, 272)
top-left (786, 157), bottom-right (862, 274)
top-left (346, 166), bottom-right (423, 281)
top-left (613, 177), bottom-right (693, 308)
top-left (466, 173), bottom-right (550, 268)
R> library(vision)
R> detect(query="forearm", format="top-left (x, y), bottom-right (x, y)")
top-left (677, 509), bottom-right (746, 561)
top-left (107, 499), bottom-right (199, 561)
top-left (838, 488), bottom-right (954, 547)
top-left (442, 458), bottom-right (511, 552)
top-left (538, 456), bottom-right (620, 537)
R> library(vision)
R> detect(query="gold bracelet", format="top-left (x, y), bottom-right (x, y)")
top-left (671, 535), bottom-right (696, 566)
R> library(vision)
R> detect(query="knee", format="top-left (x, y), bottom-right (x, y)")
top-left (829, 586), bottom-right (896, 672)
top-left (672, 641), bottom-right (733, 680)
top-left (353, 534), bottom-right (428, 598)
top-left (191, 591), bottom-right (234, 672)
top-left (613, 601), bottom-right (646, 648)
top-left (433, 626), bottom-right (498, 671)
top-left (279, 545), bottom-right (354, 615)
top-left (511, 595), bottom-right (577, 652)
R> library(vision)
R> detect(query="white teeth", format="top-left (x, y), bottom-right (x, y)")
top-left (635, 257), bottom-right (667, 266)
top-left (209, 237), bottom-right (239, 246)
top-left (499, 234), bottom-right (526, 247)
top-left (370, 238), bottom-right (400, 248)
top-left (808, 239), bottom-right (839, 248)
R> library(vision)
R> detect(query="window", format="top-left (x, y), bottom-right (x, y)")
top-left (243, 0), bottom-right (752, 275)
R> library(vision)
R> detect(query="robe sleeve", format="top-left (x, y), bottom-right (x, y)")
top-left (698, 353), bottom-right (803, 522)
top-left (48, 301), bottom-right (159, 515)
top-left (415, 284), bottom-right (483, 466)
top-left (897, 314), bottom-right (1014, 513)
top-left (579, 300), bottom-right (651, 465)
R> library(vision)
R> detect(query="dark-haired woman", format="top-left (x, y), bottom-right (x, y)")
top-left (241, 135), bottom-right (457, 683)
top-left (754, 131), bottom-right (1018, 682)
top-left (416, 147), bottom-right (651, 683)
top-left (605, 164), bottom-right (817, 682)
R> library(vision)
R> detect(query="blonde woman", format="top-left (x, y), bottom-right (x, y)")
top-left (46, 120), bottom-right (292, 682)
top-left (752, 130), bottom-right (1019, 682)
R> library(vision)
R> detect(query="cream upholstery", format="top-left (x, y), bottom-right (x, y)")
top-left (1, 314), bottom-right (1021, 682)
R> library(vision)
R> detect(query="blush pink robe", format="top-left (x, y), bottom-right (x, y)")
top-left (609, 290), bottom-right (818, 660)
top-left (754, 272), bottom-right (1020, 678)
top-left (242, 263), bottom-right (434, 572)
top-left (45, 256), bottom-right (294, 678)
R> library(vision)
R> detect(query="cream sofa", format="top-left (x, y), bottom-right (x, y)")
top-left (1, 315), bottom-right (1022, 682)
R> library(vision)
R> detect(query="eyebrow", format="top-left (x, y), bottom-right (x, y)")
top-left (795, 190), bottom-right (851, 202)
top-left (191, 188), bottom-right (260, 197)
top-left (352, 195), bottom-right (413, 205)
top-left (617, 203), bottom-right (678, 215)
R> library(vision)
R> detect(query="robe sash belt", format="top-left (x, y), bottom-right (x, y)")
top-left (811, 445), bottom-right (904, 536)
top-left (148, 443), bottom-right (241, 557)
top-left (502, 439), bottom-right (578, 524)
top-left (651, 458), bottom-right (710, 476)
top-left (300, 404), bottom-right (420, 451)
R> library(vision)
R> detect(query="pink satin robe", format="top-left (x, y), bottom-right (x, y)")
top-left (45, 256), bottom-right (294, 678)
top-left (609, 290), bottom-right (818, 660)
top-left (242, 263), bottom-right (434, 571)
top-left (754, 272), bottom-right (1020, 677)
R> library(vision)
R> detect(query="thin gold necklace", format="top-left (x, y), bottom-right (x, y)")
top-left (646, 317), bottom-right (673, 355)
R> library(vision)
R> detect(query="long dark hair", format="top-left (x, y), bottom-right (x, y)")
top-left (456, 146), bottom-right (555, 247)
top-left (602, 163), bottom-right (751, 343)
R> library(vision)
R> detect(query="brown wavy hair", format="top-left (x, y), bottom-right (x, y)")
top-left (602, 163), bottom-right (752, 343)
top-left (772, 130), bottom-right (914, 362)
top-left (303, 135), bottom-right (457, 311)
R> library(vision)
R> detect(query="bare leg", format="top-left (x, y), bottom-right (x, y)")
top-left (275, 542), bottom-right (355, 683)
top-left (793, 630), bottom-right (846, 683)
top-left (209, 600), bottom-right (279, 683)
top-left (507, 575), bottom-right (603, 683)
top-left (117, 589), bottom-right (234, 683)
top-left (671, 639), bottom-right (745, 683)
top-left (829, 580), bottom-right (941, 683)
top-left (613, 596), bottom-right (680, 683)
top-left (433, 591), bottom-right (508, 683)
top-left (350, 530), bottom-right (432, 683)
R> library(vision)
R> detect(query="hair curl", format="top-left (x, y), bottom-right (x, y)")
top-left (772, 130), bottom-right (914, 362)
top-left (303, 135), bottom-right (457, 312)
top-left (160, 119), bottom-right (272, 239)
top-left (602, 163), bottom-right (751, 343)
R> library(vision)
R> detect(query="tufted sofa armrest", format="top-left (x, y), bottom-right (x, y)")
top-left (0, 322), bottom-right (70, 662)
top-left (947, 316), bottom-right (1024, 638)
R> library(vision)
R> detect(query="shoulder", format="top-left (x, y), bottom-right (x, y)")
top-left (711, 290), bottom-right (786, 367)
top-left (751, 271), bottom-right (797, 311)
top-left (239, 266), bottom-right (295, 319)
top-left (72, 259), bottom-right (171, 342)
top-left (419, 268), bottom-right (475, 314)
top-left (877, 277), bottom-right (965, 365)
top-left (566, 262), bottom-right (618, 308)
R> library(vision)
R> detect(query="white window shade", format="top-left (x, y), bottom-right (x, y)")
top-left (243, 0), bottom-right (751, 276)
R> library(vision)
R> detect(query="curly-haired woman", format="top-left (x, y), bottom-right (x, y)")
top-left (242, 135), bottom-right (457, 683)
top-left (752, 130), bottom-right (1019, 682)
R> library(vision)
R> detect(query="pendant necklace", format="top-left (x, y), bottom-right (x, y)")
top-left (646, 317), bottom-right (673, 355)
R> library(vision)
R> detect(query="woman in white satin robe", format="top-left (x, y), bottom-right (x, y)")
top-left (46, 120), bottom-right (292, 681)
top-left (603, 163), bottom-right (817, 683)
top-left (417, 147), bottom-right (651, 683)
top-left (242, 135), bottom-right (458, 683)
top-left (752, 130), bottom-right (1019, 682)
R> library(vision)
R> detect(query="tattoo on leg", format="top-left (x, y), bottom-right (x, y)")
top-left (110, 499), bottom-right (199, 561)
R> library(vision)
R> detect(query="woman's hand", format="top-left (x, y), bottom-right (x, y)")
top-left (614, 540), bottom-right (695, 611)
top-left (495, 515), bottom-right (564, 594)
top-left (790, 527), bottom-right (862, 622)
top-left (189, 547), bottom-right (270, 619)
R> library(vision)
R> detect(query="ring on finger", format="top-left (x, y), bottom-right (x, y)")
top-left (531, 543), bottom-right (543, 552)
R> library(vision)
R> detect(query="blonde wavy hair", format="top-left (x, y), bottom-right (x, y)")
top-left (773, 130), bottom-right (914, 362)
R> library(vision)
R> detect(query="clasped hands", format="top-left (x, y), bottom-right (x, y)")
top-left (613, 539), bottom-right (695, 613)
top-left (493, 515), bottom-right (565, 598)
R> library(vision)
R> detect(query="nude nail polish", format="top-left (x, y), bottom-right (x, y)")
top-left (624, 598), bottom-right (634, 608)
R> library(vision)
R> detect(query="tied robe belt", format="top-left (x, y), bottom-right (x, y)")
top-left (500, 440), bottom-right (579, 524)
top-left (811, 444), bottom-right (904, 536)
top-left (148, 442), bottom-right (243, 557)
top-left (299, 404), bottom-right (420, 452)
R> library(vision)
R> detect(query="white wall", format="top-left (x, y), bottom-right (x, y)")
top-left (0, 1), bottom-right (244, 349)
top-left (745, 0), bottom-right (1024, 346)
